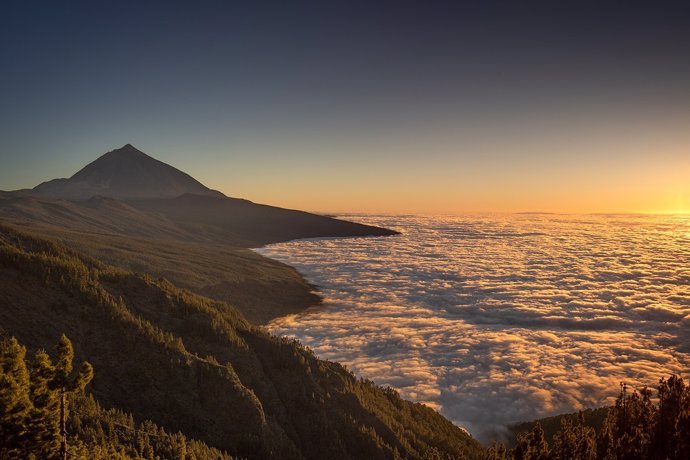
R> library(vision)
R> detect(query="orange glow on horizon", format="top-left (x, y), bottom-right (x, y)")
top-left (193, 117), bottom-right (690, 216)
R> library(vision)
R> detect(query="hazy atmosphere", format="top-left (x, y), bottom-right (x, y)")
top-left (2, 1), bottom-right (690, 213)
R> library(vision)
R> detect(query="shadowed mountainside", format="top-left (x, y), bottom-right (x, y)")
top-left (4, 144), bottom-right (398, 247)
top-left (126, 193), bottom-right (398, 246)
top-left (13, 225), bottom-right (322, 324)
top-left (0, 144), bottom-right (397, 323)
top-left (0, 223), bottom-right (483, 459)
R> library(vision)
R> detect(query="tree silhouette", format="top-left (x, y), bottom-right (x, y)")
top-left (651, 375), bottom-right (690, 459)
top-left (0, 337), bottom-right (33, 458)
top-left (599, 383), bottom-right (655, 460)
top-left (513, 423), bottom-right (549, 460)
top-left (551, 412), bottom-right (596, 460)
top-left (52, 335), bottom-right (94, 460)
top-left (503, 375), bottom-right (690, 460)
top-left (483, 441), bottom-right (508, 460)
top-left (0, 335), bottom-right (92, 459)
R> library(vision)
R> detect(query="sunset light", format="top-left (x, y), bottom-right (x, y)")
top-left (1, 1), bottom-right (689, 459)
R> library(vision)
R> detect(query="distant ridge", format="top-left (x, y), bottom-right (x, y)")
top-left (28, 144), bottom-right (224, 199)
top-left (1, 144), bottom-right (399, 246)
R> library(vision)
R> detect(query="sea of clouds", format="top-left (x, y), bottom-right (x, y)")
top-left (257, 214), bottom-right (690, 442)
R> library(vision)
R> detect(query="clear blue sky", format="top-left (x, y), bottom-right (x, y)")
top-left (2, 1), bottom-right (689, 213)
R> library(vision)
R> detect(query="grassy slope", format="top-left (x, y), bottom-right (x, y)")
top-left (0, 193), bottom-right (398, 248)
top-left (0, 192), bottom-right (396, 324)
top-left (0, 223), bottom-right (483, 459)
top-left (20, 225), bottom-right (321, 324)
top-left (125, 194), bottom-right (399, 246)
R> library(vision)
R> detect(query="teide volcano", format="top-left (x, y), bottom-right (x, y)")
top-left (2, 144), bottom-right (398, 246)
top-left (29, 144), bottom-right (224, 199)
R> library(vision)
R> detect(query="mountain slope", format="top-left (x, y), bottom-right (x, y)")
top-left (0, 195), bottom-right (193, 240)
top-left (127, 193), bottom-right (398, 245)
top-left (29, 144), bottom-right (223, 199)
top-left (0, 144), bottom-right (397, 324)
top-left (28, 227), bottom-right (322, 325)
top-left (2, 144), bottom-right (398, 246)
top-left (0, 224), bottom-right (483, 459)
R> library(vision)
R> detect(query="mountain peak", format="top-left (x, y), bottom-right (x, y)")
top-left (116, 143), bottom-right (145, 154)
top-left (118, 143), bottom-right (139, 153)
top-left (84, 144), bottom-right (149, 164)
top-left (29, 145), bottom-right (225, 200)
top-left (98, 144), bottom-right (149, 160)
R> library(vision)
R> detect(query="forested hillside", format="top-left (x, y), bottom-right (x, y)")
top-left (1, 334), bottom-right (234, 459)
top-left (16, 225), bottom-right (323, 324)
top-left (0, 223), bottom-right (482, 459)
top-left (487, 377), bottom-right (690, 459)
top-left (0, 144), bottom-right (401, 326)
top-left (507, 407), bottom-right (610, 449)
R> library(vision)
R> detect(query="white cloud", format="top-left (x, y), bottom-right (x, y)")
top-left (259, 214), bottom-right (690, 442)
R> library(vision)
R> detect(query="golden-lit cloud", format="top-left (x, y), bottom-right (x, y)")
top-left (262, 214), bottom-right (690, 441)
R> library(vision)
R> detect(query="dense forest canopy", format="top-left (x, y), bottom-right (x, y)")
top-left (3, 335), bottom-right (689, 459)
top-left (0, 223), bottom-right (481, 459)
top-left (0, 334), bottom-right (234, 459)
top-left (488, 375), bottom-right (690, 460)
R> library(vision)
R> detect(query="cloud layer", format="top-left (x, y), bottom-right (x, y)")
top-left (258, 214), bottom-right (690, 442)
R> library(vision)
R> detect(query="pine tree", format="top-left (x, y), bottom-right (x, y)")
top-left (51, 335), bottom-right (94, 460)
top-left (0, 337), bottom-right (33, 458)
top-left (483, 441), bottom-right (507, 460)
top-left (528, 423), bottom-right (549, 460)
top-left (652, 375), bottom-right (690, 459)
top-left (28, 349), bottom-right (60, 455)
top-left (551, 412), bottom-right (596, 460)
top-left (574, 412), bottom-right (596, 460)
top-left (0, 335), bottom-right (93, 459)
top-left (552, 417), bottom-right (578, 460)
top-left (512, 423), bottom-right (550, 460)
top-left (597, 383), bottom-right (657, 460)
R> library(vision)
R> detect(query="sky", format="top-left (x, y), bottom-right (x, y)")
top-left (1, 1), bottom-right (689, 214)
